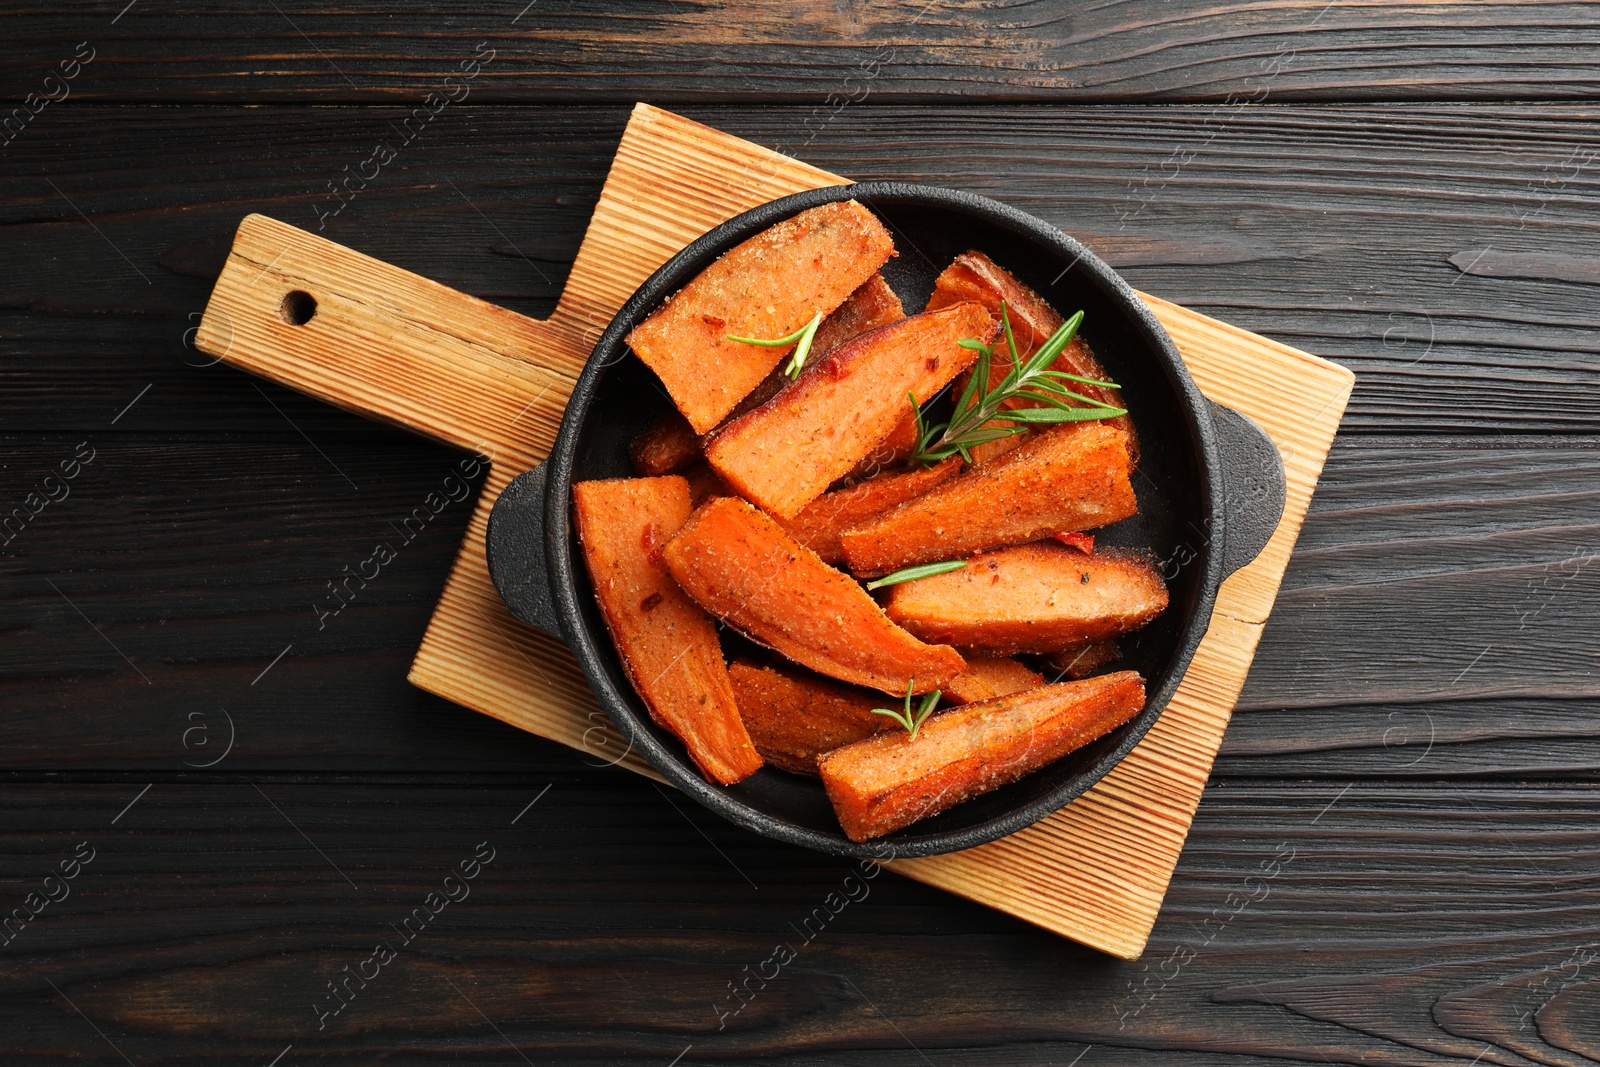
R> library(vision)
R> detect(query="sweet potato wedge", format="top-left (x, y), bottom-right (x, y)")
top-left (779, 459), bottom-right (960, 565)
top-left (728, 659), bottom-right (896, 775)
top-left (626, 201), bottom-right (895, 434)
top-left (942, 654), bottom-right (1044, 704)
top-left (884, 543), bottom-right (1168, 655)
top-left (840, 420), bottom-right (1138, 577)
top-left (1044, 639), bottom-right (1122, 680)
top-left (819, 671), bottom-right (1147, 841)
top-left (571, 477), bottom-right (762, 785)
top-left (629, 412), bottom-right (701, 477)
top-left (627, 273), bottom-right (907, 477)
top-left (928, 251), bottom-right (1069, 363)
top-left (845, 412), bottom-right (919, 481)
top-left (705, 302), bottom-right (996, 518)
top-left (821, 273), bottom-right (915, 478)
top-left (928, 250), bottom-right (1134, 464)
top-left (812, 271), bottom-right (905, 357)
top-left (721, 271), bottom-right (912, 431)
top-left (661, 496), bottom-right (966, 695)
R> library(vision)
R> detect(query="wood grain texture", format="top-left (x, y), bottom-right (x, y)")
top-left (1, 39), bottom-right (1596, 1062)
top-left (1, 778), bottom-right (1596, 1066)
top-left (10, 1), bottom-right (1600, 103)
top-left (7, 104), bottom-right (1600, 435)
top-left (180, 103), bottom-right (1349, 958)
top-left (1222, 434), bottom-right (1600, 779)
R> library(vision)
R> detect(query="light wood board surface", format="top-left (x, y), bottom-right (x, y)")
top-left (197, 102), bottom-right (1353, 960)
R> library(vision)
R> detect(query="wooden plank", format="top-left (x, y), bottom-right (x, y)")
top-left (179, 103), bottom-right (1350, 958)
top-left (8, 104), bottom-right (1600, 435)
top-left (10, 3), bottom-right (1600, 103)
top-left (1, 778), bottom-right (1597, 1065)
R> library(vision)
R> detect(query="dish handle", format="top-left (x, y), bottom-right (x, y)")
top-left (1210, 401), bottom-right (1287, 578)
top-left (486, 464), bottom-right (563, 638)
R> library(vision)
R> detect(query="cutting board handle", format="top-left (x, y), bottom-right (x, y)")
top-left (194, 213), bottom-right (587, 473)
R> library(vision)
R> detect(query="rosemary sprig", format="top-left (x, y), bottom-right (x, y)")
top-left (864, 560), bottom-right (968, 590)
top-left (911, 303), bottom-right (1127, 465)
top-left (872, 679), bottom-right (942, 741)
top-left (726, 311), bottom-right (824, 380)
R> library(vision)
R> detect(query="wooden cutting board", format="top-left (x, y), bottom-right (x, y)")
top-left (196, 103), bottom-right (1353, 960)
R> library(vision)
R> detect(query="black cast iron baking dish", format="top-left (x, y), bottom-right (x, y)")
top-left (486, 182), bottom-right (1285, 860)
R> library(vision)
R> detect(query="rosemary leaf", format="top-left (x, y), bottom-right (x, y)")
top-left (1028, 309), bottom-right (1084, 368)
top-left (1021, 389), bottom-right (1111, 411)
top-left (1026, 378), bottom-right (1114, 403)
top-left (727, 323), bottom-right (809, 347)
top-left (956, 340), bottom-right (990, 420)
top-left (781, 312), bottom-right (824, 379)
top-left (871, 681), bottom-right (943, 741)
top-left (1038, 368), bottom-right (1122, 389)
top-left (726, 311), bottom-right (824, 381)
top-left (864, 559), bottom-right (969, 590)
top-left (1005, 405), bottom-right (1126, 424)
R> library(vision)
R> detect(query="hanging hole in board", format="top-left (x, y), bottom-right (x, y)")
top-left (279, 290), bottom-right (317, 326)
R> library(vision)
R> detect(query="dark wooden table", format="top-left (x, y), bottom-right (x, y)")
top-left (5, 4), bottom-right (1600, 1064)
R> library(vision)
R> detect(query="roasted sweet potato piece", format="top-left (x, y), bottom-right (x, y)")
top-left (633, 399), bottom-right (913, 485)
top-left (840, 421), bottom-right (1138, 577)
top-left (628, 273), bottom-right (907, 476)
top-left (822, 273), bottom-right (915, 478)
top-left (928, 251), bottom-right (1069, 362)
top-left (1044, 640), bottom-right (1122, 680)
top-left (722, 271), bottom-right (912, 430)
top-left (846, 412), bottom-right (919, 481)
top-left (629, 412), bottom-right (701, 476)
top-left (728, 659), bottom-right (896, 775)
top-left (812, 272), bottom-right (905, 356)
top-left (626, 201), bottom-right (895, 434)
top-left (571, 477), bottom-right (762, 785)
top-left (884, 543), bottom-right (1168, 655)
top-left (942, 654), bottom-right (1044, 704)
top-left (819, 671), bottom-right (1147, 841)
top-left (928, 250), bottom-right (1134, 464)
top-left (780, 459), bottom-right (960, 565)
top-left (705, 303), bottom-right (996, 518)
top-left (661, 496), bottom-right (966, 695)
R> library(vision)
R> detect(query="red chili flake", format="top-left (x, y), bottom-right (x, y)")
top-left (924, 356), bottom-right (941, 372)
top-left (823, 357), bottom-right (850, 381)
top-left (1054, 531), bottom-right (1095, 554)
top-left (641, 522), bottom-right (665, 564)
top-left (701, 313), bottom-right (726, 328)
top-left (640, 591), bottom-right (663, 612)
